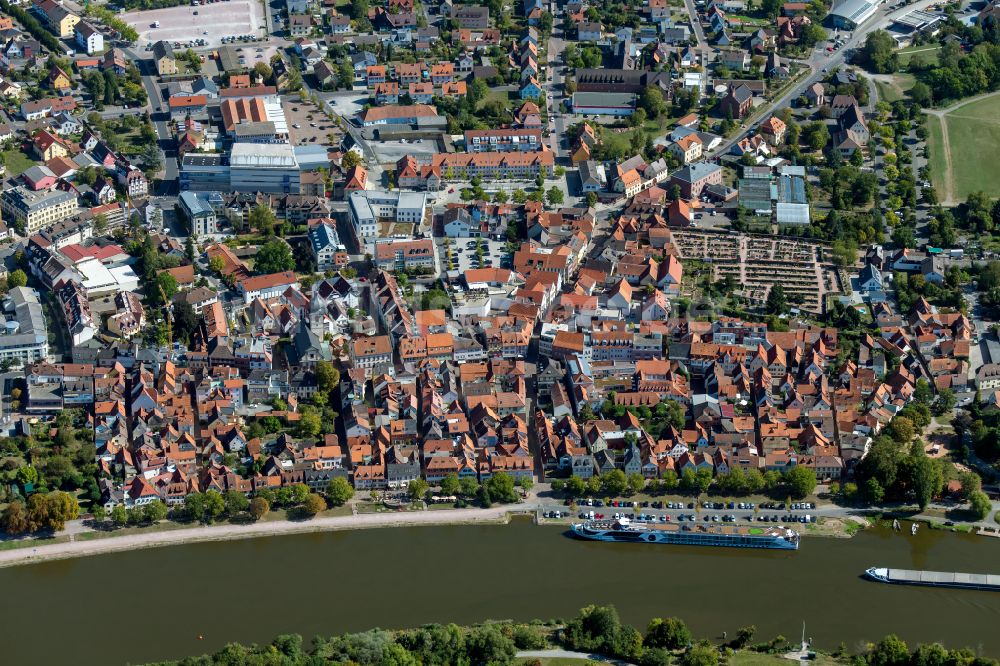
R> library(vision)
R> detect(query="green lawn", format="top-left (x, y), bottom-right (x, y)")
top-left (2, 149), bottom-right (36, 177)
top-left (943, 94), bottom-right (1000, 121)
top-left (932, 93), bottom-right (1000, 199)
top-left (479, 88), bottom-right (513, 112)
top-left (726, 14), bottom-right (769, 27)
top-left (926, 114), bottom-right (948, 198)
top-left (897, 44), bottom-right (940, 68)
top-left (874, 73), bottom-right (914, 103)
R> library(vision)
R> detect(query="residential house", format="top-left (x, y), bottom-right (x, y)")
top-left (74, 21), bottom-right (103, 55)
top-left (577, 21), bottom-right (602, 40)
top-left (759, 115), bottom-right (787, 145)
top-left (152, 41), bottom-right (177, 76)
top-left (669, 134), bottom-right (703, 164)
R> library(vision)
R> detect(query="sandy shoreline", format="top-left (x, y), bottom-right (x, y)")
top-left (0, 506), bottom-right (530, 569)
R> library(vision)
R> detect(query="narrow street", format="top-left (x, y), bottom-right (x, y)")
top-left (544, 27), bottom-right (569, 160)
top-left (128, 49), bottom-right (179, 195)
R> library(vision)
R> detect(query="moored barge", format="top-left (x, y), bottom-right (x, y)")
top-left (571, 517), bottom-right (799, 550)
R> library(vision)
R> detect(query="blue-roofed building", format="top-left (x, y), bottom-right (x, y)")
top-left (309, 218), bottom-right (344, 270)
top-left (738, 177), bottom-right (774, 214)
top-left (179, 190), bottom-right (223, 235)
top-left (671, 162), bottom-right (723, 198)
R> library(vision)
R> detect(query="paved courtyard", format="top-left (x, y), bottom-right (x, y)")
top-left (323, 91), bottom-right (368, 124)
top-left (372, 138), bottom-right (438, 164)
top-left (124, 0), bottom-right (266, 48)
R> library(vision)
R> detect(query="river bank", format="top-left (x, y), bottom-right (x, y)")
top-left (0, 504), bottom-right (522, 569)
top-left (0, 502), bottom-right (958, 568)
top-left (0, 500), bottom-right (884, 569)
top-left (4, 486), bottom-right (996, 570)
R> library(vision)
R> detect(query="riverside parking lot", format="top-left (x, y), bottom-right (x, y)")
top-left (570, 499), bottom-right (820, 524)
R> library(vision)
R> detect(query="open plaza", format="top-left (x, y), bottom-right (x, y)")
top-left (123, 0), bottom-right (266, 48)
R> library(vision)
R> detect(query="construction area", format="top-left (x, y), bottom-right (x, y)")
top-left (669, 229), bottom-right (841, 314)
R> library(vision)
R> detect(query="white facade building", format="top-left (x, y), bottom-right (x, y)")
top-left (0, 287), bottom-right (49, 366)
top-left (348, 190), bottom-right (427, 249)
top-left (229, 143), bottom-right (300, 194)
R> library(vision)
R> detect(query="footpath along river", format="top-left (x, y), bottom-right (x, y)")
top-left (4, 519), bottom-right (999, 665)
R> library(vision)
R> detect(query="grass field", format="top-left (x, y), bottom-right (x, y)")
top-left (897, 44), bottom-right (940, 68)
top-left (927, 93), bottom-right (1000, 201)
top-left (926, 114), bottom-right (948, 198)
top-left (2, 149), bottom-right (36, 177)
top-left (874, 73), bottom-right (914, 103)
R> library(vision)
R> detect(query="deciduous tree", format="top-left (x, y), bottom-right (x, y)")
top-left (302, 493), bottom-right (327, 516)
top-left (249, 497), bottom-right (270, 521)
top-left (1, 500), bottom-right (28, 534)
top-left (255, 240), bottom-right (295, 275)
top-left (408, 478), bottom-right (429, 500)
top-left (224, 491), bottom-right (250, 516)
top-left (784, 466), bottom-right (816, 500)
top-left (969, 490), bottom-right (992, 520)
top-left (326, 477), bottom-right (354, 506)
top-left (645, 617), bottom-right (691, 650)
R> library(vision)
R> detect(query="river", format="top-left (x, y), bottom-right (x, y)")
top-left (5, 520), bottom-right (1000, 665)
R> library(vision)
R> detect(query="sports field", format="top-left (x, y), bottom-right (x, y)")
top-left (926, 92), bottom-right (1000, 203)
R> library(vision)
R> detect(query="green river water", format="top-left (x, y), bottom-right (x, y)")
top-left (3, 519), bottom-right (999, 665)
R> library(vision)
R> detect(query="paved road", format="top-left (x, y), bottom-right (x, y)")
top-left (545, 29), bottom-right (569, 159)
top-left (2, 488), bottom-right (997, 569)
top-left (128, 48), bottom-right (179, 195)
top-left (0, 504), bottom-right (516, 569)
top-left (716, 0), bottom-right (945, 156)
top-left (518, 649), bottom-right (632, 665)
top-left (684, 0), bottom-right (707, 49)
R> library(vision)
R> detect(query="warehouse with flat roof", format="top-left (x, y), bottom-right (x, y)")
top-left (180, 153), bottom-right (230, 192)
top-left (829, 0), bottom-right (879, 29)
top-left (570, 91), bottom-right (636, 117)
top-left (230, 143), bottom-right (300, 194)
